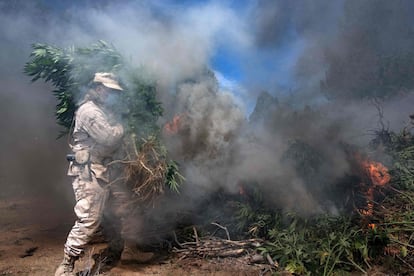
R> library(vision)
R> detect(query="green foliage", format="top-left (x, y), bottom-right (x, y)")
top-left (24, 41), bottom-right (123, 134)
top-left (165, 160), bottom-right (185, 194)
top-left (377, 189), bottom-right (414, 271)
top-left (391, 136), bottom-right (414, 191)
top-left (230, 184), bottom-right (276, 238)
top-left (230, 186), bottom-right (390, 275)
top-left (24, 43), bottom-right (76, 133)
top-left (257, 214), bottom-right (387, 275)
top-left (119, 68), bottom-right (163, 139)
top-left (367, 121), bottom-right (414, 272)
top-left (235, 205), bottom-right (275, 238)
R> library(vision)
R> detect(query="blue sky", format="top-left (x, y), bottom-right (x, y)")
top-left (212, 45), bottom-right (244, 81)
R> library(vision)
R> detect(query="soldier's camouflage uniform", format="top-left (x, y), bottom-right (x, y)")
top-left (64, 100), bottom-right (126, 258)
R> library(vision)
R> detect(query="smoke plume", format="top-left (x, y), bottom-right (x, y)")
top-left (1, 0), bottom-right (414, 224)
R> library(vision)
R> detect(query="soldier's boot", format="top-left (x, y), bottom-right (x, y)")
top-left (54, 253), bottom-right (78, 276)
top-left (120, 245), bottom-right (155, 264)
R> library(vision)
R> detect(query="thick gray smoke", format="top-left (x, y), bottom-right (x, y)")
top-left (0, 2), bottom-right (70, 203)
top-left (251, 0), bottom-right (414, 99)
top-left (1, 0), bottom-right (414, 221)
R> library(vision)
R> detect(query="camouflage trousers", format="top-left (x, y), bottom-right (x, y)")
top-left (64, 172), bottom-right (130, 257)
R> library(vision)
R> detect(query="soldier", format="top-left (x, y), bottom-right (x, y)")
top-left (55, 72), bottom-right (150, 276)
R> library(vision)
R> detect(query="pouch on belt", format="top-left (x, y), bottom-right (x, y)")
top-left (66, 149), bottom-right (90, 165)
top-left (75, 149), bottom-right (90, 165)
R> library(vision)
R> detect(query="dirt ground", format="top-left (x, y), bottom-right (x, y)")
top-left (0, 196), bottom-right (275, 276)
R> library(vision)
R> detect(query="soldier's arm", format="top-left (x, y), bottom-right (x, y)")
top-left (78, 104), bottom-right (124, 147)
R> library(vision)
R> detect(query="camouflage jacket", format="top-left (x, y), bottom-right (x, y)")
top-left (68, 100), bottom-right (124, 182)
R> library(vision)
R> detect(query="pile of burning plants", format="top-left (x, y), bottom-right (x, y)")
top-left (167, 131), bottom-right (414, 275)
top-left (158, 98), bottom-right (414, 275)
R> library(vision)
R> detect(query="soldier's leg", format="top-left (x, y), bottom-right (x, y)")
top-left (64, 175), bottom-right (107, 257)
top-left (56, 175), bottom-right (107, 276)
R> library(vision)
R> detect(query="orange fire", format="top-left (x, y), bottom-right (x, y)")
top-left (164, 114), bottom-right (183, 135)
top-left (356, 155), bottom-right (391, 217)
top-left (361, 159), bottom-right (391, 187)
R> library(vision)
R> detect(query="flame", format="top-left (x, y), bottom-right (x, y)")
top-left (361, 160), bottom-right (391, 187)
top-left (355, 154), bottom-right (391, 217)
top-left (164, 114), bottom-right (183, 135)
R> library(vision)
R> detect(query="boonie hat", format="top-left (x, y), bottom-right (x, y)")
top-left (93, 72), bottom-right (123, 91)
